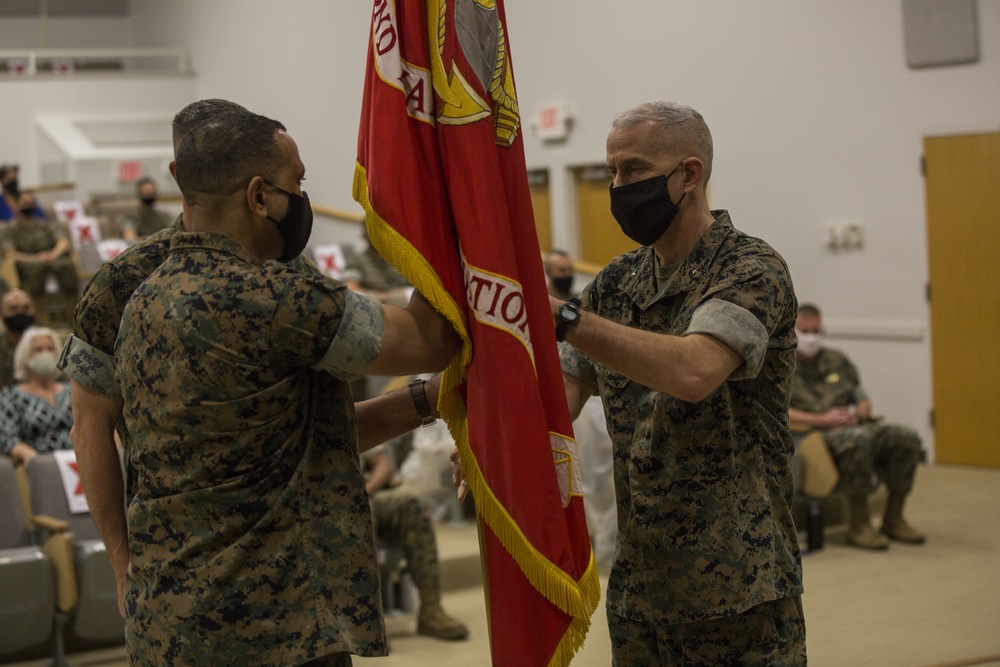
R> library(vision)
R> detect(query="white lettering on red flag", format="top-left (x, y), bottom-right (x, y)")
top-left (463, 255), bottom-right (533, 366)
top-left (371, 0), bottom-right (434, 123)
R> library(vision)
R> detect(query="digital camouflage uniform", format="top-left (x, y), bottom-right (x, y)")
top-left (59, 216), bottom-right (317, 478)
top-left (2, 216), bottom-right (78, 298)
top-left (790, 347), bottom-right (921, 497)
top-left (63, 225), bottom-right (387, 667)
top-left (59, 216), bottom-right (186, 500)
top-left (361, 444), bottom-right (442, 605)
top-left (561, 211), bottom-right (805, 665)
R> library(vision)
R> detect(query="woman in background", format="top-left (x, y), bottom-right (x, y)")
top-left (0, 326), bottom-right (72, 465)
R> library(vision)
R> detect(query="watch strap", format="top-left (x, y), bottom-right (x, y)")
top-left (408, 378), bottom-right (436, 427)
top-left (555, 297), bottom-right (582, 342)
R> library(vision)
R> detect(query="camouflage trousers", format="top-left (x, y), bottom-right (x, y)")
top-left (16, 258), bottom-right (78, 298)
top-left (609, 595), bottom-right (806, 666)
top-left (824, 423), bottom-right (922, 497)
top-left (369, 485), bottom-right (440, 600)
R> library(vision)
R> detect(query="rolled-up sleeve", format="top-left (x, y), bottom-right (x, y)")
top-left (312, 291), bottom-right (384, 382)
top-left (686, 299), bottom-right (769, 381)
top-left (58, 333), bottom-right (122, 400)
top-left (559, 340), bottom-right (598, 389)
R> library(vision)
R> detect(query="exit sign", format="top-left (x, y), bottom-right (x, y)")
top-left (118, 160), bottom-right (143, 182)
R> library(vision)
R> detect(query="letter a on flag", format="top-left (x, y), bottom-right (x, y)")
top-left (354, 1), bottom-right (599, 664)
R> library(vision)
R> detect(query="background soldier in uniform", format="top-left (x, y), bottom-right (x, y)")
top-left (549, 101), bottom-right (806, 665)
top-left (2, 189), bottom-right (78, 304)
top-left (121, 176), bottom-right (174, 241)
top-left (362, 443), bottom-right (469, 640)
top-left (789, 302), bottom-right (925, 550)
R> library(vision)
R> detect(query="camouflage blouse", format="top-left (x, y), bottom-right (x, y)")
top-left (790, 347), bottom-right (869, 413)
top-left (114, 231), bottom-right (387, 666)
top-left (561, 211), bottom-right (803, 625)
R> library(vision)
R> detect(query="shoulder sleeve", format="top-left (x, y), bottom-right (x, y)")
top-left (686, 245), bottom-right (796, 381)
top-left (58, 334), bottom-right (121, 400)
top-left (312, 291), bottom-right (384, 382)
top-left (71, 263), bottom-right (121, 359)
top-left (270, 271), bottom-right (384, 382)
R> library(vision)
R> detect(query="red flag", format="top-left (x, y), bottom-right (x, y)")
top-left (353, 1), bottom-right (599, 664)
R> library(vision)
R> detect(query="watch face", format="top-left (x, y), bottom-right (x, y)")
top-left (560, 304), bottom-right (580, 323)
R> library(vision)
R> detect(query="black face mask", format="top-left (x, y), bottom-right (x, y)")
top-left (609, 162), bottom-right (686, 246)
top-left (2, 179), bottom-right (18, 197)
top-left (551, 276), bottom-right (574, 295)
top-left (19, 206), bottom-right (35, 218)
top-left (264, 181), bottom-right (313, 263)
top-left (140, 196), bottom-right (157, 207)
top-left (3, 313), bottom-right (35, 333)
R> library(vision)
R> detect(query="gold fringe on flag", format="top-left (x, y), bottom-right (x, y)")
top-left (353, 162), bottom-right (601, 666)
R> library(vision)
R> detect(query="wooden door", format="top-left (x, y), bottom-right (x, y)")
top-left (924, 132), bottom-right (1000, 467)
top-left (527, 169), bottom-right (552, 253)
top-left (574, 165), bottom-right (638, 267)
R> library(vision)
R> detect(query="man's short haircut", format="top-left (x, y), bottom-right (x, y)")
top-left (171, 99), bottom-right (249, 148)
top-left (136, 176), bottom-right (156, 191)
top-left (797, 303), bottom-right (822, 319)
top-left (13, 326), bottom-right (62, 382)
top-left (0, 164), bottom-right (18, 181)
top-left (174, 107), bottom-right (287, 204)
top-left (0, 288), bottom-right (32, 314)
top-left (612, 101), bottom-right (714, 183)
top-left (544, 248), bottom-right (571, 273)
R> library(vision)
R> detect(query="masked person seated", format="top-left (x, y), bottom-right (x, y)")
top-left (543, 248), bottom-right (575, 301)
top-left (0, 288), bottom-right (37, 388)
top-left (789, 303), bottom-right (925, 549)
top-left (0, 164), bottom-right (45, 222)
top-left (121, 177), bottom-right (174, 242)
top-left (362, 442), bottom-right (469, 641)
top-left (1, 190), bottom-right (79, 306)
top-left (0, 326), bottom-right (72, 467)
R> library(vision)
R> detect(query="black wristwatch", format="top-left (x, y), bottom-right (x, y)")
top-left (555, 297), bottom-right (582, 342)
top-left (408, 378), bottom-right (437, 427)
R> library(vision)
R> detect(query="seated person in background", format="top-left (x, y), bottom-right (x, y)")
top-left (2, 190), bottom-right (78, 302)
top-left (0, 288), bottom-right (37, 388)
top-left (0, 326), bottom-right (72, 466)
top-left (543, 248), bottom-right (575, 301)
top-left (0, 163), bottom-right (46, 222)
top-left (344, 226), bottom-right (412, 305)
top-left (121, 177), bottom-right (173, 242)
top-left (362, 442), bottom-right (469, 641)
top-left (789, 302), bottom-right (925, 550)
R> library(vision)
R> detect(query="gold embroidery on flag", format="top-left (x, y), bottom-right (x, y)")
top-left (429, 0), bottom-right (520, 146)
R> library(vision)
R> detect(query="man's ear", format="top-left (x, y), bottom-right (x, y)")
top-left (168, 160), bottom-right (178, 183)
top-left (246, 176), bottom-right (269, 218)
top-left (681, 158), bottom-right (705, 193)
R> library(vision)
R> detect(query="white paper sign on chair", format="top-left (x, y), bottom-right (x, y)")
top-left (69, 215), bottom-right (103, 251)
top-left (313, 244), bottom-right (348, 279)
top-left (96, 239), bottom-right (130, 263)
top-left (52, 450), bottom-right (90, 514)
top-left (53, 200), bottom-right (86, 225)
